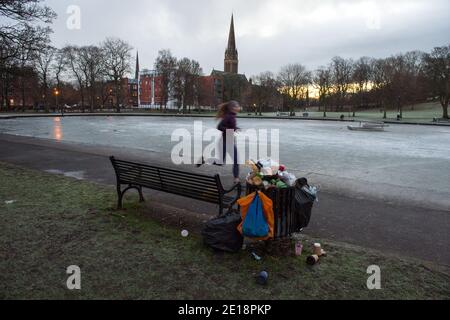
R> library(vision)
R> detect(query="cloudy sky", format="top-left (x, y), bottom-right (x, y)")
top-left (45, 0), bottom-right (450, 77)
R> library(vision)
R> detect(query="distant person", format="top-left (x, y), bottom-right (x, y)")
top-left (197, 100), bottom-right (241, 183)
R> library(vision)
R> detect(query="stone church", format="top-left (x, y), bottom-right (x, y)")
top-left (209, 14), bottom-right (252, 106)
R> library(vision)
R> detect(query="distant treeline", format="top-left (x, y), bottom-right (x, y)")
top-left (252, 48), bottom-right (449, 119)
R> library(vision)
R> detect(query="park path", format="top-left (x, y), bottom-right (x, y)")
top-left (0, 133), bottom-right (449, 266)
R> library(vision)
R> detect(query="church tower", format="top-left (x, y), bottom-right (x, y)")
top-left (224, 14), bottom-right (238, 74)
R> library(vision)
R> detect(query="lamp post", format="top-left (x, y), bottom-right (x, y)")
top-left (42, 94), bottom-right (46, 113)
top-left (54, 88), bottom-right (61, 116)
top-left (109, 89), bottom-right (114, 110)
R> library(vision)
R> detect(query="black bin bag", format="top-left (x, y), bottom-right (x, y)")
top-left (202, 213), bottom-right (243, 253)
top-left (292, 178), bottom-right (316, 230)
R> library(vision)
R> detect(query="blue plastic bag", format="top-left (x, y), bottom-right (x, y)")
top-left (242, 193), bottom-right (269, 238)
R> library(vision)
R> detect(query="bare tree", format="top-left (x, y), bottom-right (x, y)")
top-left (252, 71), bottom-right (280, 115)
top-left (173, 58), bottom-right (203, 113)
top-left (371, 58), bottom-right (389, 118)
top-left (34, 45), bottom-right (55, 112)
top-left (15, 37), bottom-right (39, 110)
top-left (352, 57), bottom-right (372, 116)
top-left (185, 59), bottom-right (203, 112)
top-left (155, 49), bottom-right (177, 112)
top-left (423, 45), bottom-right (450, 119)
top-left (102, 38), bottom-right (133, 113)
top-left (383, 55), bottom-right (411, 118)
top-left (331, 56), bottom-right (353, 112)
top-left (0, 1), bottom-right (54, 110)
top-left (313, 66), bottom-right (333, 117)
top-left (79, 46), bottom-right (105, 112)
top-left (53, 49), bottom-right (66, 91)
top-left (0, 0), bottom-right (55, 50)
top-left (52, 49), bottom-right (67, 111)
top-left (403, 51), bottom-right (425, 109)
top-left (278, 64), bottom-right (310, 115)
top-left (63, 46), bottom-right (87, 112)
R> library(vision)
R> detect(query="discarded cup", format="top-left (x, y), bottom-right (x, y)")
top-left (4, 200), bottom-right (16, 205)
top-left (256, 271), bottom-right (269, 285)
top-left (181, 230), bottom-right (189, 238)
top-left (295, 241), bottom-right (303, 256)
top-left (313, 243), bottom-right (327, 257)
top-left (313, 243), bottom-right (322, 256)
top-left (306, 255), bottom-right (320, 266)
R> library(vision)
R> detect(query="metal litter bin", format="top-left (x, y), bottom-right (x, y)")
top-left (246, 183), bottom-right (314, 239)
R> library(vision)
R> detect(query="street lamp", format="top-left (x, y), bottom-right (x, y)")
top-left (54, 88), bottom-right (61, 116)
top-left (109, 89), bottom-right (114, 110)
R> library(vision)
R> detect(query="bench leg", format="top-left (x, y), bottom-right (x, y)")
top-left (116, 185), bottom-right (145, 209)
top-left (138, 186), bottom-right (145, 203)
top-left (117, 185), bottom-right (124, 210)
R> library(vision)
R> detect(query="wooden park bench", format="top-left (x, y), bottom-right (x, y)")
top-left (110, 157), bottom-right (242, 216)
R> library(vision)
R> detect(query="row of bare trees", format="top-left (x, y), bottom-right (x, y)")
top-left (2, 38), bottom-right (134, 113)
top-left (252, 46), bottom-right (449, 119)
top-left (1, 0), bottom-right (54, 110)
top-left (60, 39), bottom-right (133, 113)
top-left (154, 49), bottom-right (203, 113)
top-left (1, 0), bottom-right (135, 113)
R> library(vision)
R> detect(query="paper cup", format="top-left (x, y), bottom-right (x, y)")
top-left (313, 243), bottom-right (322, 256)
top-left (306, 255), bottom-right (320, 266)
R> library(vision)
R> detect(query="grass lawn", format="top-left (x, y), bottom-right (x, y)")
top-left (248, 102), bottom-right (447, 122)
top-left (0, 162), bottom-right (449, 300)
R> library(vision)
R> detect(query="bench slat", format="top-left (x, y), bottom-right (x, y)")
top-left (115, 165), bottom-right (217, 186)
top-left (113, 159), bottom-right (215, 180)
top-left (117, 169), bottom-right (218, 191)
top-left (119, 174), bottom-right (220, 198)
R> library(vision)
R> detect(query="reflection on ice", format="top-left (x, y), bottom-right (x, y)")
top-left (53, 117), bottom-right (63, 141)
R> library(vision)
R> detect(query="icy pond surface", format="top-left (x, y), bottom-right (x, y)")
top-left (1, 116), bottom-right (449, 210)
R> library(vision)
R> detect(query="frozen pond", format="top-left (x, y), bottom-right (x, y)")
top-left (1, 116), bottom-right (449, 211)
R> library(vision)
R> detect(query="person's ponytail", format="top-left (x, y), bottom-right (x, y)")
top-left (216, 102), bottom-right (230, 119)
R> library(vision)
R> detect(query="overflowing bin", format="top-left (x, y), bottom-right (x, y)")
top-left (246, 184), bottom-right (314, 239)
top-left (244, 159), bottom-right (317, 239)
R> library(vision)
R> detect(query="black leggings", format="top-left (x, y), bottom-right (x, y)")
top-left (222, 134), bottom-right (239, 179)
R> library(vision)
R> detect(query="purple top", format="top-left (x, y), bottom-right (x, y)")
top-left (218, 112), bottom-right (238, 133)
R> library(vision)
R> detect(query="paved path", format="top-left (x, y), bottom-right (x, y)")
top-left (0, 133), bottom-right (449, 266)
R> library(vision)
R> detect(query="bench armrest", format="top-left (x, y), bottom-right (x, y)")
top-left (222, 183), bottom-right (242, 214)
top-left (223, 182), bottom-right (242, 195)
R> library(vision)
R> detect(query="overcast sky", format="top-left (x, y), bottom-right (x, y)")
top-left (45, 0), bottom-right (450, 77)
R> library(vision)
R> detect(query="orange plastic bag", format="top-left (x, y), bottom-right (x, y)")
top-left (237, 192), bottom-right (275, 240)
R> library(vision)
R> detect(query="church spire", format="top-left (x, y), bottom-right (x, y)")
top-left (224, 14), bottom-right (238, 74)
top-left (135, 51), bottom-right (140, 80)
top-left (227, 14), bottom-right (236, 52)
